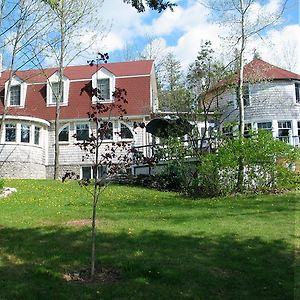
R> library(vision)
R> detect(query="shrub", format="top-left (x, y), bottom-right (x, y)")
top-left (196, 131), bottom-right (300, 196)
top-left (0, 179), bottom-right (4, 191)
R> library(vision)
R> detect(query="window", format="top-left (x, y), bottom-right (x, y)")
top-left (10, 85), bottom-right (21, 106)
top-left (278, 121), bottom-right (291, 142)
top-left (81, 165), bottom-right (107, 179)
top-left (295, 83), bottom-right (300, 103)
top-left (21, 124), bottom-right (30, 143)
top-left (97, 79), bottom-right (110, 100)
top-left (257, 122), bottom-right (272, 131)
top-left (76, 123), bottom-right (89, 141)
top-left (82, 166), bottom-right (92, 180)
top-left (59, 125), bottom-right (69, 142)
top-left (120, 123), bottom-right (133, 139)
top-left (34, 126), bottom-right (40, 145)
top-left (5, 124), bottom-right (16, 142)
top-left (244, 123), bottom-right (252, 138)
top-left (298, 121), bottom-right (300, 136)
top-left (100, 122), bottom-right (113, 140)
top-left (222, 125), bottom-right (233, 138)
top-left (51, 82), bottom-right (64, 104)
top-left (236, 84), bottom-right (250, 106)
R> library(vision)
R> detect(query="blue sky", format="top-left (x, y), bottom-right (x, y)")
top-left (83, 0), bottom-right (300, 73)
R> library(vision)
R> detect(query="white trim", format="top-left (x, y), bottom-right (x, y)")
top-left (116, 74), bottom-right (150, 79)
top-left (5, 76), bottom-right (27, 108)
top-left (1, 115), bottom-right (50, 127)
top-left (92, 67), bottom-right (115, 103)
top-left (46, 72), bottom-right (70, 106)
top-left (74, 122), bottom-right (91, 141)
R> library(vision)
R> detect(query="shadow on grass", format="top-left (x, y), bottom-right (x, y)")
top-left (0, 226), bottom-right (295, 300)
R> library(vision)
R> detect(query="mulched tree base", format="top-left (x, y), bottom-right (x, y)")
top-left (64, 265), bottom-right (121, 284)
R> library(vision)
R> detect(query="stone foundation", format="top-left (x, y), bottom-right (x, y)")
top-left (0, 161), bottom-right (46, 179)
top-left (46, 165), bottom-right (81, 179)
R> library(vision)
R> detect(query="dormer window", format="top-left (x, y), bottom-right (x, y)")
top-left (97, 78), bottom-right (110, 100)
top-left (5, 76), bottom-right (27, 107)
top-left (51, 82), bottom-right (64, 104)
top-left (10, 85), bottom-right (21, 105)
top-left (47, 72), bottom-right (69, 106)
top-left (92, 67), bottom-right (115, 103)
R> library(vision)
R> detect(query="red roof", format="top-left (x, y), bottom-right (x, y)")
top-left (244, 59), bottom-right (300, 81)
top-left (0, 60), bottom-right (154, 120)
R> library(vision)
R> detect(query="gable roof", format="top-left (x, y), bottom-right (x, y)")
top-left (244, 59), bottom-right (300, 81)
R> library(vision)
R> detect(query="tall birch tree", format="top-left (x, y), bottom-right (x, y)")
top-left (206, 0), bottom-right (287, 190)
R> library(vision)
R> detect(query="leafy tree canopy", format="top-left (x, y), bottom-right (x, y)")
top-left (123, 0), bottom-right (176, 12)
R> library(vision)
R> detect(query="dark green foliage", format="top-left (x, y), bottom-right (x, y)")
top-left (124, 0), bottom-right (176, 12)
top-left (0, 179), bottom-right (4, 190)
top-left (197, 131), bottom-right (300, 196)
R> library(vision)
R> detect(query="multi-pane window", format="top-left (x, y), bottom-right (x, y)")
top-left (97, 79), bottom-right (110, 100)
top-left (257, 122), bottom-right (272, 131)
top-left (76, 123), bottom-right (89, 141)
top-left (236, 84), bottom-right (250, 107)
top-left (5, 124), bottom-right (16, 142)
top-left (21, 124), bottom-right (30, 143)
top-left (34, 127), bottom-right (40, 145)
top-left (100, 122), bottom-right (113, 140)
top-left (82, 166), bottom-right (92, 179)
top-left (278, 121), bottom-right (291, 142)
top-left (10, 85), bottom-right (21, 106)
top-left (295, 83), bottom-right (300, 103)
top-left (120, 123), bottom-right (133, 139)
top-left (81, 166), bottom-right (107, 180)
top-left (59, 125), bottom-right (69, 142)
top-left (51, 82), bottom-right (64, 104)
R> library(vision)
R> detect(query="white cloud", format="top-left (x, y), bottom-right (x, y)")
top-left (85, 0), bottom-right (299, 75)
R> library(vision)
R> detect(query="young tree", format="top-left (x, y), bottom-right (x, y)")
top-left (63, 54), bottom-right (138, 279)
top-left (187, 40), bottom-right (231, 151)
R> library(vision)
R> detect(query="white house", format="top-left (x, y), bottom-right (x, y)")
top-left (214, 59), bottom-right (300, 144)
top-left (0, 60), bottom-right (158, 179)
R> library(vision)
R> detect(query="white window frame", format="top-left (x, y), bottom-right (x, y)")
top-left (91, 67), bottom-right (115, 103)
top-left (47, 72), bottom-right (70, 106)
top-left (58, 123), bottom-right (70, 144)
top-left (119, 122), bottom-right (134, 141)
top-left (5, 76), bottom-right (27, 108)
top-left (5, 123), bottom-right (17, 142)
top-left (75, 122), bottom-right (90, 141)
top-left (80, 165), bottom-right (107, 179)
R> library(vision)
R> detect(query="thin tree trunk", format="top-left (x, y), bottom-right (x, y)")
top-left (236, 0), bottom-right (246, 191)
top-left (54, 0), bottom-right (65, 179)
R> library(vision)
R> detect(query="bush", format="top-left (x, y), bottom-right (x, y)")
top-left (0, 179), bottom-right (4, 191)
top-left (196, 131), bottom-right (300, 196)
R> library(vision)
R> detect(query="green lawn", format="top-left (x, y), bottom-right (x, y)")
top-left (0, 179), bottom-right (299, 300)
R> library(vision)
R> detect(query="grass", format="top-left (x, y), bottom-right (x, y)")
top-left (0, 179), bottom-right (299, 300)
